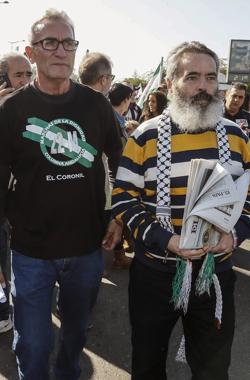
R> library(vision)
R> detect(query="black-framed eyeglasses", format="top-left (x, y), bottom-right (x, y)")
top-left (32, 38), bottom-right (79, 51)
top-left (101, 73), bottom-right (115, 81)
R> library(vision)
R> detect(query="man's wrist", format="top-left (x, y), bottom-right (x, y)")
top-left (113, 218), bottom-right (123, 228)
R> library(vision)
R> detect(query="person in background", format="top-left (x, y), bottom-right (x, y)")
top-left (0, 52), bottom-right (33, 335)
top-left (78, 51), bottom-right (116, 223)
top-left (108, 82), bottom-right (134, 268)
top-left (108, 82), bottom-right (133, 145)
top-left (242, 92), bottom-right (250, 112)
top-left (112, 41), bottom-right (250, 380)
top-left (78, 51), bottom-right (115, 96)
top-left (124, 82), bottom-right (142, 122)
top-left (139, 90), bottom-right (167, 123)
top-left (78, 53), bottom-right (132, 270)
top-left (224, 82), bottom-right (250, 135)
top-left (0, 52), bottom-right (32, 100)
top-left (0, 9), bottom-right (121, 379)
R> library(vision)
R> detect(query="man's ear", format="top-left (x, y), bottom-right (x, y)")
top-left (166, 78), bottom-right (173, 94)
top-left (25, 46), bottom-right (35, 64)
top-left (99, 75), bottom-right (106, 86)
top-left (96, 76), bottom-right (106, 93)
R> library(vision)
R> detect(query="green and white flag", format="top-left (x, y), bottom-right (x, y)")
top-left (137, 57), bottom-right (164, 109)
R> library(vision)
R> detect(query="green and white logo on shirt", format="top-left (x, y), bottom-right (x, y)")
top-left (22, 117), bottom-right (97, 168)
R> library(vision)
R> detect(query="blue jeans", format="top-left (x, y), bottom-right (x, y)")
top-left (11, 249), bottom-right (104, 380)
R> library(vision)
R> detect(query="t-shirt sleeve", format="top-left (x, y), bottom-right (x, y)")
top-left (101, 97), bottom-right (122, 157)
top-left (100, 97), bottom-right (123, 179)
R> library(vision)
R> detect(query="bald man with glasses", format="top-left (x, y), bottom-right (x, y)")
top-left (78, 51), bottom-right (115, 96)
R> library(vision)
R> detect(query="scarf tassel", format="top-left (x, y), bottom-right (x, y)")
top-left (172, 258), bottom-right (192, 314)
top-left (175, 272), bottom-right (223, 364)
top-left (195, 252), bottom-right (215, 296)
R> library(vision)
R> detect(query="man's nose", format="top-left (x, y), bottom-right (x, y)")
top-left (55, 43), bottom-right (67, 57)
top-left (18, 79), bottom-right (25, 87)
top-left (197, 77), bottom-right (208, 91)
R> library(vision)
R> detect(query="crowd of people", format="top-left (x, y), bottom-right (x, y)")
top-left (0, 7), bottom-right (250, 380)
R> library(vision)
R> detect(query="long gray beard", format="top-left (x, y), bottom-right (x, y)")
top-left (168, 88), bottom-right (224, 133)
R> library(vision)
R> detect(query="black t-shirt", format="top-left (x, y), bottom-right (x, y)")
top-left (0, 82), bottom-right (122, 259)
top-left (224, 108), bottom-right (250, 132)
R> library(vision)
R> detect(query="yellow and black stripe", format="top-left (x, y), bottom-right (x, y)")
top-left (112, 116), bottom-right (250, 272)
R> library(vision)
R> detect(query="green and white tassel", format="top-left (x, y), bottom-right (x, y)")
top-left (175, 335), bottom-right (187, 363)
top-left (175, 273), bottom-right (223, 364)
top-left (213, 273), bottom-right (223, 329)
top-left (172, 258), bottom-right (192, 314)
top-left (195, 252), bottom-right (215, 296)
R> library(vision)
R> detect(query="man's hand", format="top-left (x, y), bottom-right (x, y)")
top-left (238, 121), bottom-right (249, 136)
top-left (102, 219), bottom-right (123, 251)
top-left (209, 231), bottom-right (234, 254)
top-left (0, 82), bottom-right (14, 99)
top-left (167, 235), bottom-right (208, 260)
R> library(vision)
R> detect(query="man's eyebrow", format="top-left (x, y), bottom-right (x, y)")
top-left (184, 71), bottom-right (199, 76)
top-left (185, 71), bottom-right (217, 76)
top-left (15, 71), bottom-right (33, 75)
top-left (206, 72), bottom-right (217, 76)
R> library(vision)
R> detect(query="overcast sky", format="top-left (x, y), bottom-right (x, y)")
top-left (0, 0), bottom-right (249, 80)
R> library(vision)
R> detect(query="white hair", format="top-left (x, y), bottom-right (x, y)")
top-left (28, 8), bottom-right (75, 43)
top-left (0, 52), bottom-right (30, 75)
top-left (166, 41), bottom-right (220, 81)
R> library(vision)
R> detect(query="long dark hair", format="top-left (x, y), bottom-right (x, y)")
top-left (141, 90), bottom-right (167, 121)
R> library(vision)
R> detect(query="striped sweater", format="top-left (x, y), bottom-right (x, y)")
top-left (112, 116), bottom-right (250, 272)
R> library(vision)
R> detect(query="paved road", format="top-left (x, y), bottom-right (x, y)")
top-left (0, 245), bottom-right (250, 380)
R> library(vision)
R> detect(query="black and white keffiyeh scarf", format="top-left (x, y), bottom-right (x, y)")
top-left (156, 108), bottom-right (231, 324)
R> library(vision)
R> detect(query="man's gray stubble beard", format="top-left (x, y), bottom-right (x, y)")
top-left (168, 86), bottom-right (224, 133)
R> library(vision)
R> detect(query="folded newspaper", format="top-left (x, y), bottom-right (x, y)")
top-left (180, 159), bottom-right (250, 249)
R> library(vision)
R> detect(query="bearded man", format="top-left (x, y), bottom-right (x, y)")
top-left (112, 41), bottom-right (250, 380)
